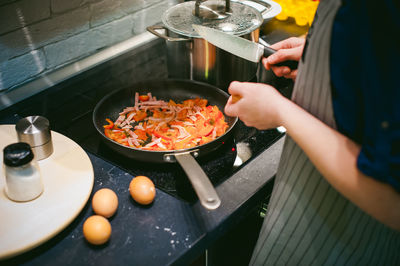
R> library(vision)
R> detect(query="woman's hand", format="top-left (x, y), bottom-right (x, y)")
top-left (262, 37), bottom-right (306, 80)
top-left (225, 80), bottom-right (400, 231)
top-left (224, 81), bottom-right (289, 130)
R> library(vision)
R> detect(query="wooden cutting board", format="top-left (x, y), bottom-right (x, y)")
top-left (0, 125), bottom-right (94, 259)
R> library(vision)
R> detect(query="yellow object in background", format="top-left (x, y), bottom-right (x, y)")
top-left (274, 0), bottom-right (319, 26)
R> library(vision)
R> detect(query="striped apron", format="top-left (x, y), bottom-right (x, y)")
top-left (249, 0), bottom-right (400, 265)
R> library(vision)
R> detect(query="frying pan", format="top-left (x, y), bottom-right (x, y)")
top-left (93, 79), bottom-right (238, 209)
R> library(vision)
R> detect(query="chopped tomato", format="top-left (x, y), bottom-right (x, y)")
top-left (200, 136), bottom-right (213, 145)
top-left (133, 129), bottom-right (147, 140)
top-left (133, 110), bottom-right (147, 121)
top-left (196, 98), bottom-right (208, 107)
top-left (175, 137), bottom-right (195, 150)
top-left (176, 109), bottom-right (188, 120)
top-left (183, 99), bottom-right (195, 107)
top-left (160, 126), bottom-right (169, 132)
top-left (153, 109), bottom-right (165, 118)
top-left (139, 95), bottom-right (149, 101)
top-left (216, 110), bottom-right (223, 121)
top-left (169, 120), bottom-right (184, 126)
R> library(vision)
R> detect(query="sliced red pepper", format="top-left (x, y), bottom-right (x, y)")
top-left (153, 131), bottom-right (172, 141)
top-left (104, 128), bottom-right (112, 138)
top-left (103, 118), bottom-right (114, 129)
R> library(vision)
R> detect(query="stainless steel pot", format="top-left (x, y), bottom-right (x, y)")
top-left (147, 0), bottom-right (264, 90)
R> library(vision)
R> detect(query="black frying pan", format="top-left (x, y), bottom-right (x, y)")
top-left (93, 79), bottom-right (237, 209)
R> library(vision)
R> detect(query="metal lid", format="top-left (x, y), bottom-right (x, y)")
top-left (3, 142), bottom-right (34, 167)
top-left (162, 0), bottom-right (263, 38)
top-left (16, 116), bottom-right (51, 147)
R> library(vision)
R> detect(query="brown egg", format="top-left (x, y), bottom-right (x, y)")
top-left (92, 188), bottom-right (118, 218)
top-left (129, 176), bottom-right (156, 205)
top-left (83, 215), bottom-right (112, 245)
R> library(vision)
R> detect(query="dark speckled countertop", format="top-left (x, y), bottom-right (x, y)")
top-left (0, 117), bottom-right (284, 265)
top-left (0, 18), bottom-right (308, 266)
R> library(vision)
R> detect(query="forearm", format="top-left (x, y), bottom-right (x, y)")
top-left (278, 98), bottom-right (400, 231)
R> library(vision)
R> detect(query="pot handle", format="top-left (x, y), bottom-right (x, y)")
top-left (147, 25), bottom-right (191, 42)
top-left (174, 153), bottom-right (221, 210)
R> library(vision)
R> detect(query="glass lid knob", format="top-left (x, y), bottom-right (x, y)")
top-left (193, 0), bottom-right (231, 20)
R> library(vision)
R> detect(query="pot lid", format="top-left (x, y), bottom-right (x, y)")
top-left (162, 0), bottom-right (263, 38)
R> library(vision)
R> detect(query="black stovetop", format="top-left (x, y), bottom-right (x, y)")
top-left (2, 85), bottom-right (282, 204)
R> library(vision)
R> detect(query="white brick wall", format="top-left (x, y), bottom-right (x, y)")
top-left (0, 50), bottom-right (45, 89)
top-left (51, 0), bottom-right (85, 14)
top-left (0, 0), bottom-right (50, 35)
top-left (0, 0), bottom-right (180, 92)
top-left (0, 6), bottom-right (91, 61)
top-left (44, 15), bottom-right (134, 68)
top-left (132, 0), bottom-right (178, 35)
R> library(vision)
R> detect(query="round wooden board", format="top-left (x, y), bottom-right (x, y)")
top-left (0, 125), bottom-right (94, 259)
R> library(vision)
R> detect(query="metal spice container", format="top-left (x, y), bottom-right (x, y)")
top-left (15, 116), bottom-right (53, 161)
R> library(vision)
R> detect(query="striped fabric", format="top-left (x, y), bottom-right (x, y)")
top-left (249, 0), bottom-right (400, 265)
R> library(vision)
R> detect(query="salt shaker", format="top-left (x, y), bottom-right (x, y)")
top-left (16, 116), bottom-right (53, 161)
top-left (3, 142), bottom-right (43, 202)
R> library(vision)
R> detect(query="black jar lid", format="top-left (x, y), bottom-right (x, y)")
top-left (3, 142), bottom-right (34, 167)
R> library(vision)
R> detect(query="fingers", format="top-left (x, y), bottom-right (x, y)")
top-left (283, 69), bottom-right (298, 80)
top-left (262, 43), bottom-right (302, 78)
top-left (225, 81), bottom-right (246, 117)
top-left (269, 39), bottom-right (290, 50)
top-left (267, 47), bottom-right (300, 65)
top-left (270, 65), bottom-right (292, 77)
top-left (224, 97), bottom-right (238, 117)
top-left (264, 37), bottom-right (304, 72)
top-left (227, 81), bottom-right (243, 95)
top-left (268, 67), bottom-right (297, 80)
top-left (269, 37), bottom-right (305, 50)
top-left (224, 82), bottom-right (238, 117)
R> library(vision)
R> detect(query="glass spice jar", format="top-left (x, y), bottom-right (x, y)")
top-left (3, 142), bottom-right (43, 202)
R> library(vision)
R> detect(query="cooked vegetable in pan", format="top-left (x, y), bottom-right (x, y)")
top-left (103, 92), bottom-right (229, 151)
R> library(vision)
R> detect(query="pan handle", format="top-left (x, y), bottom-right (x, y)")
top-left (174, 153), bottom-right (221, 210)
top-left (147, 25), bottom-right (191, 42)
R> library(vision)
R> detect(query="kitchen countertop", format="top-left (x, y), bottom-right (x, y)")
top-left (0, 113), bottom-right (284, 266)
top-left (0, 18), bottom-right (308, 266)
